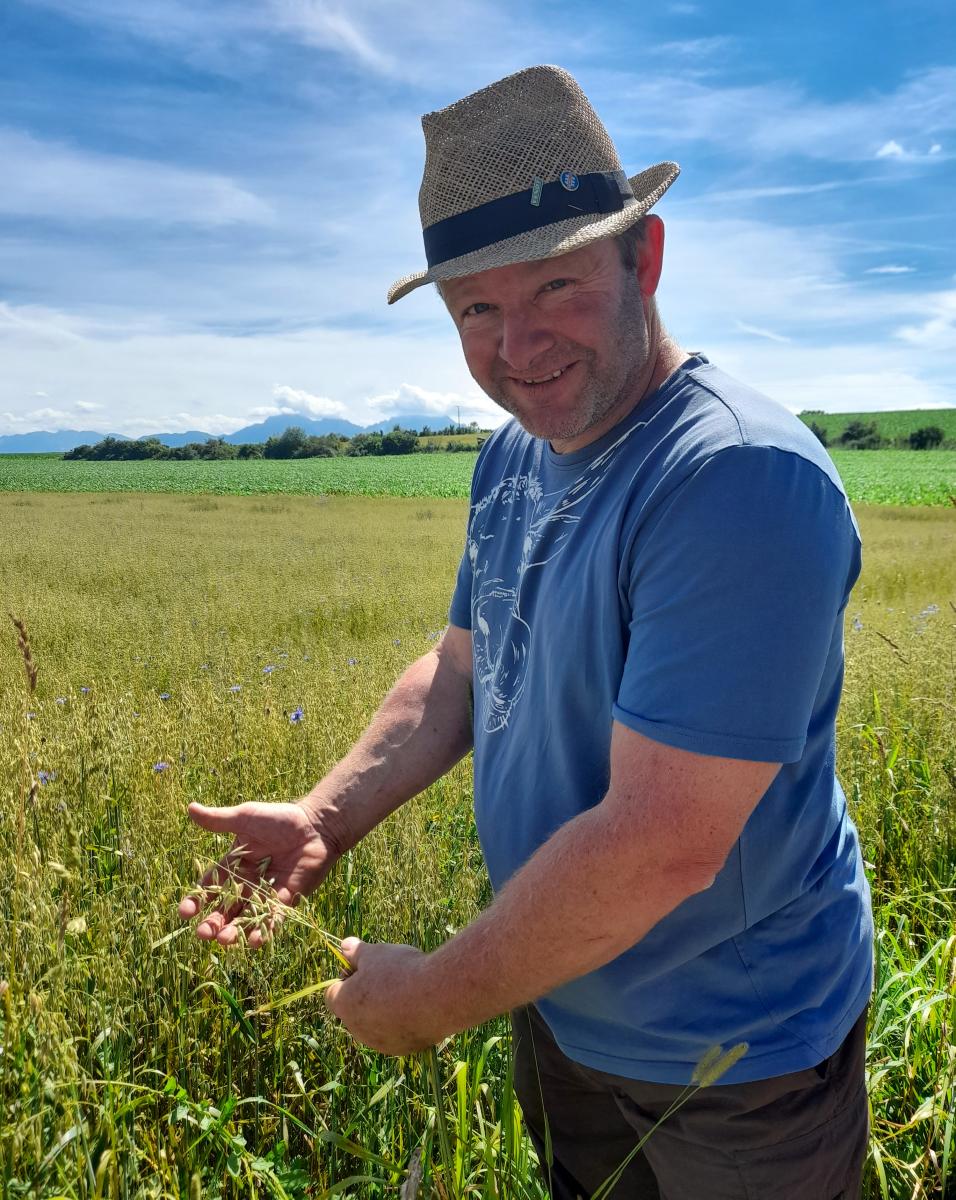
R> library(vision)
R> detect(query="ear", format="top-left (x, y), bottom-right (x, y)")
top-left (637, 214), bottom-right (666, 299)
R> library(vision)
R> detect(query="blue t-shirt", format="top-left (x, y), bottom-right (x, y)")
top-left (448, 354), bottom-right (873, 1085)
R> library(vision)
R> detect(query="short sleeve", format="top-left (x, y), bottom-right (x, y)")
top-left (448, 540), bottom-right (473, 630)
top-left (613, 446), bottom-right (861, 762)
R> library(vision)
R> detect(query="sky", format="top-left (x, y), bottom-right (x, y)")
top-left (1, 0), bottom-right (954, 438)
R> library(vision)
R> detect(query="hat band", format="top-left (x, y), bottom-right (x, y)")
top-left (422, 170), bottom-right (626, 269)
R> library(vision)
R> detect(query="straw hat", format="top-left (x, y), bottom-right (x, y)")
top-left (387, 64), bottom-right (679, 305)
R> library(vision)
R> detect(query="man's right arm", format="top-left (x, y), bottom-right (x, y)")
top-left (301, 622), bottom-right (474, 854)
top-left (178, 624), bottom-right (474, 944)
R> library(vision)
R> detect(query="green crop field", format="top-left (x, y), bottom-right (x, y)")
top-left (1, 491), bottom-right (954, 1199)
top-left (799, 409), bottom-right (956, 444)
top-left (1, 448), bottom-right (956, 506)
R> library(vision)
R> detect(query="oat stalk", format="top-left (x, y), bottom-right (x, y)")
top-left (9, 614), bottom-right (38, 694)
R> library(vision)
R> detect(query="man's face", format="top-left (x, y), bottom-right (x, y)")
top-left (442, 236), bottom-right (654, 453)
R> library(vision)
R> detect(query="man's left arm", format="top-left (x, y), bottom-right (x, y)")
top-left (325, 723), bottom-right (779, 1053)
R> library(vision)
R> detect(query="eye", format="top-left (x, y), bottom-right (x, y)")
top-left (543, 278), bottom-right (569, 292)
top-left (462, 302), bottom-right (491, 318)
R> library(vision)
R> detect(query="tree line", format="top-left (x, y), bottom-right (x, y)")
top-left (801, 417), bottom-right (949, 451)
top-left (63, 424), bottom-right (485, 461)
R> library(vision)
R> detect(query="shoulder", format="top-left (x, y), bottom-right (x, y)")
top-left (674, 359), bottom-right (847, 492)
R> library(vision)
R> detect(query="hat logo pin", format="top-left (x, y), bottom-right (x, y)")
top-left (559, 169), bottom-right (580, 191)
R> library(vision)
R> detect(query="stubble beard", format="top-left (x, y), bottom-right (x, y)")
top-left (486, 279), bottom-right (653, 446)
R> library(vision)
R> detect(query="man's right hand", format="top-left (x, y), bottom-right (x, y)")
top-left (177, 800), bottom-right (342, 948)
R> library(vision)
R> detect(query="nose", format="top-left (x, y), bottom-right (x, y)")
top-left (498, 309), bottom-right (556, 375)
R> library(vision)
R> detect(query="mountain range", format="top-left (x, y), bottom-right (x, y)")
top-left (0, 412), bottom-right (465, 453)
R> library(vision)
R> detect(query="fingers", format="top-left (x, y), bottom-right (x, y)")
top-left (186, 801), bottom-right (245, 832)
top-left (177, 849), bottom-right (246, 921)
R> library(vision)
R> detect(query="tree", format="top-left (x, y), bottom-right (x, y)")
top-left (807, 422), bottom-right (829, 447)
top-left (264, 427), bottom-right (308, 459)
top-left (380, 427), bottom-right (419, 455)
top-left (347, 432), bottom-right (384, 457)
top-left (839, 420), bottom-right (886, 450)
top-left (908, 426), bottom-right (944, 450)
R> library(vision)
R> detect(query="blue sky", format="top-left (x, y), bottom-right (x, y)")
top-left (1, 0), bottom-right (953, 437)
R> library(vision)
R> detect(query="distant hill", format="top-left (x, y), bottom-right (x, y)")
top-left (0, 413), bottom-right (459, 453)
top-left (0, 429), bottom-right (131, 453)
top-left (798, 408), bottom-right (956, 444)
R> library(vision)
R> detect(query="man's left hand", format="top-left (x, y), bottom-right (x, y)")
top-left (324, 937), bottom-right (445, 1055)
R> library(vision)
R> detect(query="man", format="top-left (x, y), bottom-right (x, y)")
top-left (179, 66), bottom-right (873, 1199)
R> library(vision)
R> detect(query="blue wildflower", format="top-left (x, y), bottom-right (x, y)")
top-left (262, 665), bottom-right (275, 675)
top-left (393, 639), bottom-right (401, 646)
top-left (228, 684), bottom-right (241, 693)
top-left (80, 686), bottom-right (90, 694)
top-left (153, 762), bottom-right (169, 772)
top-left (55, 697), bottom-right (66, 705)
top-left (852, 617), bottom-right (863, 632)
top-left (289, 707), bottom-right (304, 723)
top-left (347, 658), bottom-right (358, 667)
top-left (158, 692), bottom-right (171, 701)
top-left (920, 604), bottom-right (939, 617)
top-left (37, 770), bottom-right (55, 785)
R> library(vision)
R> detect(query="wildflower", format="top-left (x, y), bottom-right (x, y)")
top-left (37, 770), bottom-right (55, 785)
top-left (393, 638), bottom-right (401, 646)
top-left (80, 686), bottom-right (90, 694)
top-left (132, 711), bottom-right (140, 718)
top-left (289, 707), bottom-right (304, 723)
top-left (199, 663), bottom-right (210, 670)
top-left (851, 617), bottom-right (863, 632)
top-left (26, 712), bottom-right (35, 720)
top-left (159, 692), bottom-right (171, 701)
top-left (262, 665), bottom-right (275, 675)
top-left (153, 762), bottom-right (169, 772)
top-left (228, 684), bottom-right (241, 693)
top-left (279, 652), bottom-right (289, 658)
top-left (920, 604), bottom-right (939, 617)
top-left (55, 697), bottom-right (66, 705)
top-left (347, 658), bottom-right (358, 667)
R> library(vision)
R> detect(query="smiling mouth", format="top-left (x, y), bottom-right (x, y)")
top-left (511, 362), bottom-right (578, 389)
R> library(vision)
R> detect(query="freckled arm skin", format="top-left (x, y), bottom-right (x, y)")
top-left (415, 726), bottom-right (780, 1039)
top-left (179, 624), bottom-right (475, 945)
top-left (301, 623), bottom-right (475, 855)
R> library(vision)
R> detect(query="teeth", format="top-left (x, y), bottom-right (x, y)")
top-left (523, 368), bottom-right (564, 384)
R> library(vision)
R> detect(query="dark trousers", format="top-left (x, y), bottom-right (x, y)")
top-left (511, 1004), bottom-right (869, 1200)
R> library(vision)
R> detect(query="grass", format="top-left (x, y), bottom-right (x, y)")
top-left (0, 492), bottom-right (954, 1198)
top-left (0, 449), bottom-right (955, 505)
top-left (799, 409), bottom-right (956, 445)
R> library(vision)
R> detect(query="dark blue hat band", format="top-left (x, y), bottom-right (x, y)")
top-left (422, 170), bottom-right (627, 269)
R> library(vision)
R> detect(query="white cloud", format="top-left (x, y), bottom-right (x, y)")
top-left (271, 384), bottom-right (348, 418)
top-left (600, 66), bottom-right (956, 164)
top-left (702, 339), bottom-right (955, 414)
top-left (74, 400), bottom-right (103, 411)
top-left (930, 143), bottom-right (942, 154)
top-left (895, 290), bottom-right (956, 351)
top-left (0, 128), bottom-right (273, 226)
top-left (364, 381), bottom-right (500, 426)
top-left (865, 265), bottom-right (915, 275)
top-left (734, 321), bottom-right (791, 344)
top-left (271, 0), bottom-right (394, 73)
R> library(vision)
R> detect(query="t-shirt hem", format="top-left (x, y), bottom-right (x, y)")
top-left (612, 703), bottom-right (805, 763)
top-left (549, 983), bottom-right (872, 1086)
